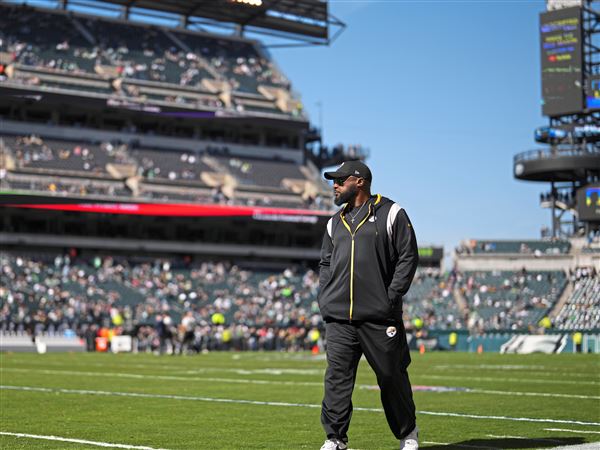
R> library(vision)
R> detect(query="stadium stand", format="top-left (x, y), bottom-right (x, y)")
top-left (3, 134), bottom-right (133, 175)
top-left (1, 132), bottom-right (332, 209)
top-left (215, 155), bottom-right (308, 188)
top-left (132, 147), bottom-right (212, 181)
top-left (0, 3), bottom-right (301, 117)
top-left (554, 267), bottom-right (599, 331)
top-left (0, 5), bottom-right (94, 73)
top-left (403, 269), bottom-right (466, 330)
top-left (456, 269), bottom-right (568, 331)
top-left (0, 252), bottom-right (323, 352)
top-left (2, 248), bottom-right (598, 353)
top-left (173, 31), bottom-right (290, 94)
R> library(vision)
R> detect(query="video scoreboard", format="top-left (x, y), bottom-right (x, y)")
top-left (577, 184), bottom-right (600, 222)
top-left (540, 6), bottom-right (584, 116)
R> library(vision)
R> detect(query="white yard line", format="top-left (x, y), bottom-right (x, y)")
top-left (2, 385), bottom-right (599, 427)
top-left (420, 374), bottom-right (599, 386)
top-left (0, 367), bottom-right (324, 387)
top-left (544, 428), bottom-right (600, 435)
top-left (432, 364), bottom-right (598, 378)
top-left (3, 367), bottom-right (598, 400)
top-left (0, 431), bottom-right (170, 450)
top-left (5, 359), bottom-right (598, 383)
top-left (467, 388), bottom-right (599, 400)
top-left (8, 358), bottom-right (599, 382)
top-left (415, 409), bottom-right (600, 427)
top-left (1, 359), bottom-right (324, 375)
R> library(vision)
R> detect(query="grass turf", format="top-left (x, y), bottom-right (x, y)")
top-left (0, 351), bottom-right (599, 449)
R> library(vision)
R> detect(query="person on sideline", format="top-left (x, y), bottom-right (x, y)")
top-left (318, 160), bottom-right (420, 450)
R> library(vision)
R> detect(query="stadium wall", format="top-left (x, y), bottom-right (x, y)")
top-left (0, 232), bottom-right (321, 260)
top-left (455, 254), bottom-right (571, 271)
top-left (455, 254), bottom-right (600, 272)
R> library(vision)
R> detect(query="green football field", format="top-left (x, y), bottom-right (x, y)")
top-left (0, 351), bottom-right (598, 449)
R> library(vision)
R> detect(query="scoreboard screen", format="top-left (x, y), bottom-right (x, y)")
top-left (587, 75), bottom-right (600, 111)
top-left (540, 6), bottom-right (584, 116)
top-left (577, 184), bottom-right (600, 222)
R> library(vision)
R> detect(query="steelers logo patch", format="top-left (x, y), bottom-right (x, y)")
top-left (386, 326), bottom-right (397, 338)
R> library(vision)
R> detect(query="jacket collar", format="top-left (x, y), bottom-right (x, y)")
top-left (340, 193), bottom-right (382, 218)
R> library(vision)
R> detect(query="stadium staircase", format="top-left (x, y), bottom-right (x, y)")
top-left (453, 287), bottom-right (470, 316)
top-left (548, 278), bottom-right (574, 320)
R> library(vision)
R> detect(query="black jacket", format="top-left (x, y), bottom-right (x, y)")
top-left (318, 194), bottom-right (419, 322)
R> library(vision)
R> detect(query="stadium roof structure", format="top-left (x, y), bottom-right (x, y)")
top-left (71, 0), bottom-right (345, 46)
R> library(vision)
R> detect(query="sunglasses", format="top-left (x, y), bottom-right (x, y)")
top-left (333, 175), bottom-right (361, 186)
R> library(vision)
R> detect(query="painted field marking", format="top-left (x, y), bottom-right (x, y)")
top-left (7, 358), bottom-right (599, 383)
top-left (5, 359), bottom-right (598, 383)
top-left (415, 409), bottom-right (600, 427)
top-left (420, 374), bottom-right (599, 386)
top-left (2, 359), bottom-right (325, 375)
top-left (0, 431), bottom-right (170, 449)
top-left (423, 438), bottom-right (600, 450)
top-left (467, 388), bottom-right (599, 401)
top-left (0, 367), bottom-right (324, 387)
top-left (2, 385), bottom-right (600, 427)
top-left (545, 428), bottom-right (600, 435)
top-left (3, 367), bottom-right (598, 400)
top-left (432, 364), bottom-right (598, 376)
top-left (434, 364), bottom-right (549, 370)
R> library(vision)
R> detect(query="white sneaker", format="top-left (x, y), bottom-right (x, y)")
top-left (320, 438), bottom-right (348, 450)
top-left (400, 425), bottom-right (419, 450)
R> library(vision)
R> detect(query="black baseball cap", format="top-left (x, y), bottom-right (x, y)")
top-left (324, 160), bottom-right (372, 182)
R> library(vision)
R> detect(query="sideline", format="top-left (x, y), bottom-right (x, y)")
top-left (0, 431), bottom-right (170, 450)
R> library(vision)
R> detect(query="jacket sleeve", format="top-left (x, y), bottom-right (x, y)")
top-left (318, 224), bottom-right (334, 292)
top-left (387, 208), bottom-right (419, 302)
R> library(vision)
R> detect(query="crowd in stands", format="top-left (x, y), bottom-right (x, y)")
top-left (1, 251), bottom-right (597, 353)
top-left (3, 134), bottom-right (132, 174)
top-left (554, 267), bottom-right (599, 331)
top-left (1, 254), bottom-right (468, 352)
top-left (0, 4), bottom-right (299, 115)
top-left (456, 268), bottom-right (567, 331)
top-left (403, 268), bottom-right (466, 330)
top-left (0, 254), bottom-right (325, 352)
top-left (1, 134), bottom-right (331, 209)
top-left (133, 148), bottom-right (211, 181)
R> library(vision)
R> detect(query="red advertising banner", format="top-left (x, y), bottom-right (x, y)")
top-left (5, 202), bottom-right (330, 220)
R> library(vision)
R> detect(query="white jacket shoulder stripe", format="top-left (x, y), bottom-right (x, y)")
top-left (386, 203), bottom-right (402, 239)
top-left (327, 217), bottom-right (334, 239)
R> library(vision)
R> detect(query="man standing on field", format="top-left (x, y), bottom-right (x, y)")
top-left (317, 160), bottom-right (420, 450)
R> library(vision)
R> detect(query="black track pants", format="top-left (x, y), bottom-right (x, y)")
top-left (321, 321), bottom-right (416, 441)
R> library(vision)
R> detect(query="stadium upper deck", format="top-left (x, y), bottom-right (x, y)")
top-left (0, 3), bottom-right (304, 120)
